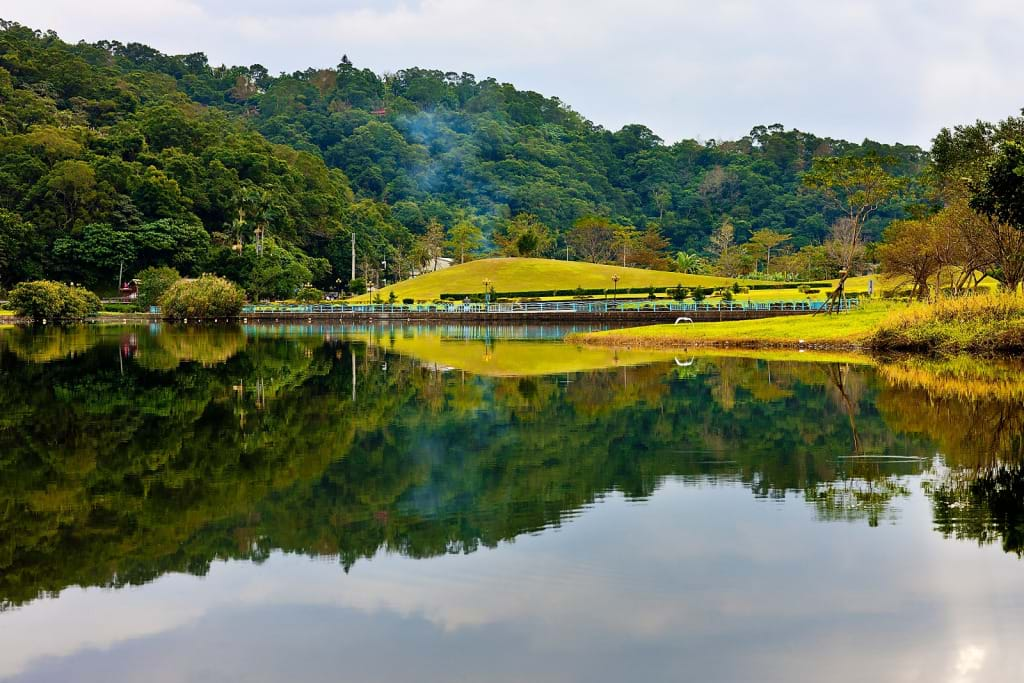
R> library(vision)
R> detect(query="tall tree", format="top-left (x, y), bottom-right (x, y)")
top-left (420, 218), bottom-right (446, 270)
top-left (877, 218), bottom-right (944, 300)
top-left (567, 216), bottom-right (616, 263)
top-left (802, 154), bottom-right (905, 310)
top-left (495, 214), bottom-right (553, 258)
top-left (970, 141), bottom-right (1024, 232)
top-left (746, 228), bottom-right (790, 271)
top-left (708, 218), bottom-right (744, 276)
top-left (445, 218), bottom-right (484, 264)
top-left (611, 224), bottom-right (642, 267)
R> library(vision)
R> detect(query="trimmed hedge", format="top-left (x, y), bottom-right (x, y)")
top-left (439, 281), bottom-right (829, 300)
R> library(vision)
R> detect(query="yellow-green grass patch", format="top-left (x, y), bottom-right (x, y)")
top-left (349, 258), bottom-right (753, 303)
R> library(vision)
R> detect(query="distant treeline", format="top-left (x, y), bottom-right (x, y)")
top-left (0, 20), bottom-right (925, 295)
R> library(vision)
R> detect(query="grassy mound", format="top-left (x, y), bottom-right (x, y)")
top-left (870, 294), bottom-right (1024, 352)
top-left (351, 258), bottom-right (742, 302)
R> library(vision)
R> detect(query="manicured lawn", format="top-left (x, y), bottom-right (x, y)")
top-left (571, 304), bottom-right (896, 349)
top-left (348, 259), bottom-right (940, 305)
top-left (349, 258), bottom-right (750, 302)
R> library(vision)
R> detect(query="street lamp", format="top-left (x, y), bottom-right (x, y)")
top-left (483, 278), bottom-right (492, 306)
top-left (611, 275), bottom-right (620, 301)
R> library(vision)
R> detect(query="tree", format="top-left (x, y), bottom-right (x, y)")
top-left (9, 281), bottom-right (100, 321)
top-left (136, 266), bottom-right (181, 310)
top-left (747, 228), bottom-right (790, 271)
top-left (674, 252), bottom-right (707, 274)
top-left (45, 160), bottom-right (97, 229)
top-left (0, 209), bottom-right (43, 285)
top-left (495, 214), bottom-right (553, 258)
top-left (708, 218), bottom-right (745, 276)
top-left (611, 224), bottom-right (642, 267)
top-left (445, 218), bottom-right (483, 264)
top-left (971, 141), bottom-right (1024, 231)
top-left (877, 219), bottom-right (943, 299)
top-left (52, 223), bottom-right (136, 287)
top-left (940, 198), bottom-right (1024, 292)
top-left (567, 216), bottom-right (615, 263)
top-left (246, 238), bottom-right (313, 301)
top-left (802, 154), bottom-right (905, 311)
top-left (420, 219), bottom-right (446, 270)
top-left (159, 274), bottom-right (246, 318)
top-left (632, 226), bottom-right (671, 270)
top-left (652, 186), bottom-right (671, 221)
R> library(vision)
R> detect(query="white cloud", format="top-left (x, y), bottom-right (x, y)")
top-left (3, 1), bottom-right (1024, 146)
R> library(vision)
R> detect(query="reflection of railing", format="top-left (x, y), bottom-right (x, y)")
top-left (242, 299), bottom-right (860, 315)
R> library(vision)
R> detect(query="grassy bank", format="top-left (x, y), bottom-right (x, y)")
top-left (869, 294), bottom-right (1024, 353)
top-left (573, 294), bottom-right (1024, 354)
top-left (569, 304), bottom-right (894, 350)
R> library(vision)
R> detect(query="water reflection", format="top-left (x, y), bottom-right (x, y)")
top-left (0, 324), bottom-right (1022, 681)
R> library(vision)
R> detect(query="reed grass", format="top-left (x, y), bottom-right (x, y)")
top-left (870, 293), bottom-right (1024, 352)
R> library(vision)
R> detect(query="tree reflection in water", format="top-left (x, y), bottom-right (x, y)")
top-left (0, 325), bottom-right (1021, 611)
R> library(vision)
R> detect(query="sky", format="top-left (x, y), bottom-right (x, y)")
top-left (4, 0), bottom-right (1024, 148)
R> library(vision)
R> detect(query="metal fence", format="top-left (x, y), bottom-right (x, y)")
top-left (241, 299), bottom-right (860, 315)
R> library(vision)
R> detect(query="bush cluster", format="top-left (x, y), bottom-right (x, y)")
top-left (159, 275), bottom-right (246, 319)
top-left (9, 281), bottom-right (101, 321)
top-left (137, 267), bottom-right (182, 310)
top-left (295, 287), bottom-right (325, 304)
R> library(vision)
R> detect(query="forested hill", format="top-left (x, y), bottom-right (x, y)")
top-left (0, 21), bottom-right (925, 291)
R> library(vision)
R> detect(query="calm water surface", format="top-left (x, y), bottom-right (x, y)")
top-left (1, 323), bottom-right (1023, 682)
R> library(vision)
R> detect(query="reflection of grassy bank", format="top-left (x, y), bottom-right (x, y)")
top-left (569, 305), bottom-right (892, 350)
top-left (351, 331), bottom-right (681, 375)
top-left (877, 355), bottom-right (1024, 402)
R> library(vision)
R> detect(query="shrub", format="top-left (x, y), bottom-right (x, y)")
top-left (647, 286), bottom-right (656, 300)
top-left (731, 281), bottom-right (741, 294)
top-left (137, 266), bottom-right (181, 310)
top-left (159, 275), bottom-right (245, 319)
top-left (721, 289), bottom-right (734, 301)
top-left (402, 298), bottom-right (414, 305)
top-left (10, 281), bottom-right (101, 321)
top-left (296, 286), bottom-right (324, 303)
top-left (348, 278), bottom-right (367, 295)
top-left (101, 302), bottom-right (139, 313)
top-left (692, 286), bottom-right (706, 303)
top-left (388, 291), bottom-right (397, 304)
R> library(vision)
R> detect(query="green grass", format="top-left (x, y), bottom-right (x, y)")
top-left (350, 260), bottom-right (948, 305)
top-left (350, 258), bottom-right (747, 302)
top-left (570, 303), bottom-right (896, 349)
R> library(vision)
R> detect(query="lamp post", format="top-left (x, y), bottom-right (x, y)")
top-left (611, 275), bottom-right (620, 302)
top-left (483, 278), bottom-right (492, 306)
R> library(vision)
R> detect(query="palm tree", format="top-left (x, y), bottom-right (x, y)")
top-left (675, 251), bottom-right (707, 274)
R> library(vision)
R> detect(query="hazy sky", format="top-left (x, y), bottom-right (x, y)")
top-left (5, 0), bottom-right (1024, 147)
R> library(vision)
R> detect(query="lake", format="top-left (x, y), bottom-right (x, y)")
top-left (1, 323), bottom-right (1022, 682)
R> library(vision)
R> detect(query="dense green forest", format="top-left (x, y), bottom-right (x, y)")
top-left (0, 21), bottom-right (927, 293)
